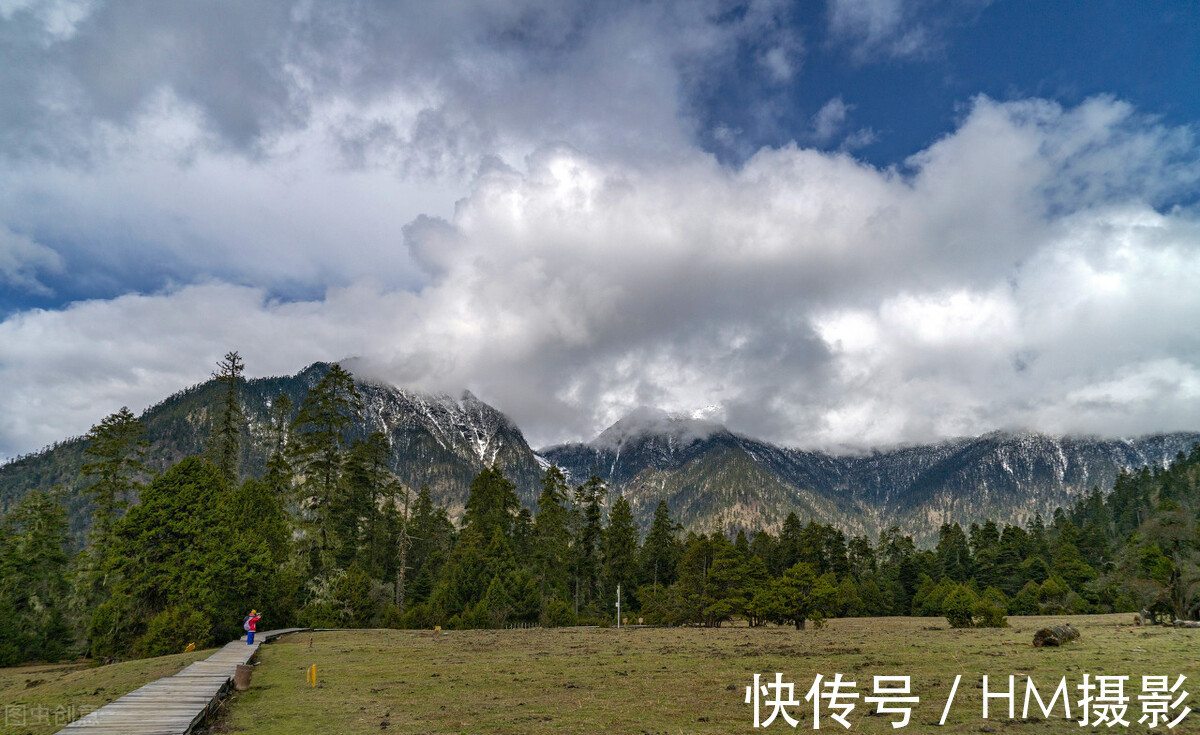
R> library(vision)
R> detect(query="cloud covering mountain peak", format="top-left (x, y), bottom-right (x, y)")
top-left (593, 406), bottom-right (729, 451)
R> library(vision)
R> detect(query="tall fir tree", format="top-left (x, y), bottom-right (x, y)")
top-left (601, 493), bottom-right (639, 610)
top-left (640, 500), bottom-right (680, 589)
top-left (571, 474), bottom-right (606, 612)
top-left (532, 466), bottom-right (572, 602)
top-left (81, 408), bottom-right (147, 578)
top-left (404, 486), bottom-right (455, 609)
top-left (776, 512), bottom-right (803, 574)
top-left (936, 523), bottom-right (972, 582)
top-left (208, 350), bottom-right (245, 484)
top-left (0, 490), bottom-right (74, 664)
top-left (261, 392), bottom-right (296, 514)
top-left (340, 431), bottom-right (393, 573)
top-left (393, 479), bottom-right (413, 612)
top-left (291, 364), bottom-right (363, 567)
top-left (268, 392), bottom-right (294, 457)
top-left (462, 465), bottom-right (520, 543)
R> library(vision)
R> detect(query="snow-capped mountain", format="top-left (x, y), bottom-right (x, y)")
top-left (353, 379), bottom-right (544, 513)
top-left (543, 406), bottom-right (732, 485)
top-left (843, 431), bottom-right (1200, 539)
top-left (541, 409), bottom-right (1200, 543)
top-left (0, 363), bottom-right (546, 534)
top-left (3, 364), bottom-right (1198, 546)
top-left (241, 363), bottom-right (545, 513)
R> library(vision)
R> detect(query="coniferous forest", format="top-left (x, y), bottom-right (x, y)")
top-left (2, 353), bottom-right (1199, 667)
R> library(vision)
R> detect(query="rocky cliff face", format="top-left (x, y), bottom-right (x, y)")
top-left (354, 381), bottom-right (544, 514)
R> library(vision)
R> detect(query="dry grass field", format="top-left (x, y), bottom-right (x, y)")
top-left (209, 615), bottom-right (1199, 734)
top-left (0, 647), bottom-right (218, 735)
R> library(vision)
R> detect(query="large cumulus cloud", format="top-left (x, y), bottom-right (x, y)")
top-left (2, 92), bottom-right (1198, 458)
top-left (0, 0), bottom-right (799, 303)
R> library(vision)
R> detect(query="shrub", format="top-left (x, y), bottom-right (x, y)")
top-left (400, 602), bottom-right (436, 629)
top-left (88, 593), bottom-right (139, 661)
top-left (297, 601), bottom-right (341, 629)
top-left (972, 598), bottom-right (1009, 628)
top-left (915, 578), bottom-right (958, 616)
top-left (543, 598), bottom-right (576, 627)
top-left (380, 605), bottom-right (404, 629)
top-left (1037, 577), bottom-right (1071, 614)
top-left (137, 607), bottom-right (212, 658)
top-left (943, 585), bottom-right (978, 628)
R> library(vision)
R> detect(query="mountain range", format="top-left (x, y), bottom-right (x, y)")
top-left (2, 362), bottom-right (1197, 546)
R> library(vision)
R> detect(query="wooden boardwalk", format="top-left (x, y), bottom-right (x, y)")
top-left (57, 628), bottom-right (308, 735)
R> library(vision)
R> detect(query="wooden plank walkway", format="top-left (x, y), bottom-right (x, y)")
top-left (57, 628), bottom-right (308, 735)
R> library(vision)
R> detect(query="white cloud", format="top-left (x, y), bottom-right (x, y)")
top-left (0, 0), bottom-right (810, 302)
top-left (760, 46), bottom-right (795, 82)
top-left (826, 0), bottom-right (992, 63)
top-left (0, 89), bottom-right (461, 295)
top-left (0, 223), bottom-right (62, 294)
top-left (0, 0), bottom-right (94, 42)
top-left (827, 0), bottom-right (926, 61)
top-left (810, 96), bottom-right (877, 151)
top-left (2, 95), bottom-right (1199, 459)
top-left (812, 97), bottom-right (850, 142)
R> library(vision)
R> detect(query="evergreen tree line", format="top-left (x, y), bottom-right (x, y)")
top-left (2, 355), bottom-right (1199, 665)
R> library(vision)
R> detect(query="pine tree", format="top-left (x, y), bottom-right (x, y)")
top-left (81, 407), bottom-right (148, 589)
top-left (1, 490), bottom-right (74, 663)
top-left (430, 525), bottom-right (488, 625)
top-left (773, 561), bottom-right (819, 630)
top-left (291, 364), bottom-right (363, 566)
top-left (571, 474), bottom-right (606, 612)
top-left (741, 554), bottom-right (774, 626)
top-left (847, 535), bottom-right (877, 580)
top-left (877, 526), bottom-right (921, 613)
top-left (676, 533), bottom-right (743, 627)
top-left (704, 535), bottom-right (748, 627)
top-left (208, 350), bottom-right (245, 483)
top-left (777, 512), bottom-right (803, 574)
top-left (532, 466), bottom-right (571, 602)
top-left (404, 486), bottom-right (454, 608)
top-left (601, 493), bottom-right (639, 611)
top-left (0, 521), bottom-right (18, 666)
top-left (749, 530), bottom-right (776, 569)
top-left (640, 500), bottom-right (680, 589)
top-left (462, 465), bottom-right (520, 543)
top-left (936, 523), bottom-right (972, 582)
top-left (268, 392), bottom-right (294, 456)
top-left (260, 392), bottom-right (297, 525)
top-left (340, 432), bottom-right (393, 573)
top-left (393, 480), bottom-right (412, 613)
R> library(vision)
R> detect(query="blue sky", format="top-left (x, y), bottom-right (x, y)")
top-left (1, 0), bottom-right (1199, 458)
top-left (695, 2), bottom-right (1200, 170)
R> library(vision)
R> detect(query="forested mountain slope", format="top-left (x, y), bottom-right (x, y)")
top-left (3, 365), bottom-right (1197, 545)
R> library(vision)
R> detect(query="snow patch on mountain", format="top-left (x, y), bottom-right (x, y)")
top-left (358, 380), bottom-right (520, 466)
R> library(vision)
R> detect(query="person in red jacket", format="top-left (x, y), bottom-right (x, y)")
top-left (244, 609), bottom-right (262, 644)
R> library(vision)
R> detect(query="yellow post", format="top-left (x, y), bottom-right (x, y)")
top-left (307, 664), bottom-right (317, 687)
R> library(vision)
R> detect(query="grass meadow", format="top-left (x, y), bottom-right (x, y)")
top-left (3, 615), bottom-right (1197, 734)
top-left (207, 614), bottom-right (1199, 734)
